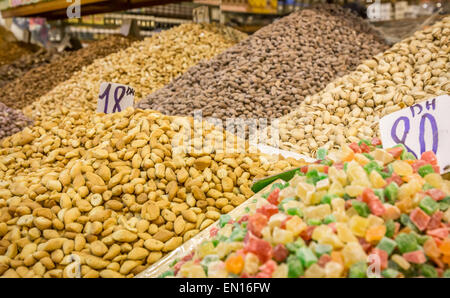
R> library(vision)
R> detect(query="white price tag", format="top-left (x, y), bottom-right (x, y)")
top-left (97, 82), bottom-right (135, 114)
top-left (379, 95), bottom-right (450, 173)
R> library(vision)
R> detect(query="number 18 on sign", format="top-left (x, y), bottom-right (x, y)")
top-left (97, 82), bottom-right (135, 114)
top-left (379, 95), bottom-right (450, 173)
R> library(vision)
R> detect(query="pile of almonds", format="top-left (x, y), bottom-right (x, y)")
top-left (26, 24), bottom-right (247, 120)
top-left (0, 35), bottom-right (136, 110)
top-left (137, 5), bottom-right (388, 120)
top-left (0, 103), bottom-right (33, 140)
top-left (0, 107), bottom-right (304, 278)
top-left (269, 16), bottom-right (449, 155)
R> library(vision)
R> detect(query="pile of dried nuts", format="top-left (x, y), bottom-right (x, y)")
top-left (137, 5), bottom-right (388, 120)
top-left (0, 49), bottom-right (65, 89)
top-left (0, 35), bottom-right (136, 110)
top-left (0, 26), bottom-right (38, 67)
top-left (269, 16), bottom-right (449, 156)
top-left (0, 103), bottom-right (33, 140)
top-left (0, 107), bottom-right (304, 278)
top-left (26, 24), bottom-right (247, 120)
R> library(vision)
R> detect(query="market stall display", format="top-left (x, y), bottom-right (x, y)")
top-left (137, 5), bottom-right (388, 120)
top-left (0, 102), bottom-right (33, 140)
top-left (0, 35), bottom-right (137, 110)
top-left (151, 140), bottom-right (450, 278)
top-left (270, 16), bottom-right (449, 155)
top-left (0, 107), bottom-right (306, 278)
top-left (26, 24), bottom-right (247, 120)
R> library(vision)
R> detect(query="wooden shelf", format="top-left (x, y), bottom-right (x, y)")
top-left (1, 0), bottom-right (191, 20)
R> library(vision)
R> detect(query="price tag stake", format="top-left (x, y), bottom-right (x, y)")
top-left (379, 95), bottom-right (450, 174)
top-left (97, 82), bottom-right (135, 114)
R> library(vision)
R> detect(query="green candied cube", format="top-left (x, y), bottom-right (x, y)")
top-left (439, 196), bottom-right (450, 212)
top-left (381, 268), bottom-right (399, 278)
top-left (352, 200), bottom-right (370, 217)
top-left (286, 238), bottom-right (305, 253)
top-left (385, 220), bottom-right (396, 238)
top-left (373, 189), bottom-right (385, 202)
top-left (286, 207), bottom-right (303, 217)
top-left (296, 247), bottom-right (318, 268)
top-left (376, 237), bottom-right (397, 255)
top-left (362, 153), bottom-right (374, 160)
top-left (158, 270), bottom-right (175, 278)
top-left (422, 183), bottom-right (434, 191)
top-left (287, 255), bottom-right (304, 278)
top-left (384, 183), bottom-right (398, 204)
top-left (443, 270), bottom-right (450, 278)
top-left (348, 261), bottom-right (367, 278)
top-left (421, 264), bottom-right (438, 278)
top-left (418, 164), bottom-right (435, 177)
top-left (316, 148), bottom-right (328, 160)
top-left (395, 233), bottom-right (418, 254)
top-left (419, 196), bottom-right (439, 215)
top-left (314, 244), bottom-right (332, 257)
top-left (219, 214), bottom-right (232, 228)
top-left (401, 151), bottom-right (416, 161)
top-left (321, 194), bottom-right (337, 205)
top-left (323, 214), bottom-right (336, 224)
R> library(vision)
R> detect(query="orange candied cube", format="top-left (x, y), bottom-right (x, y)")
top-left (442, 254), bottom-right (450, 266)
top-left (331, 251), bottom-right (344, 268)
top-left (225, 254), bottom-right (244, 275)
top-left (365, 225), bottom-right (386, 243)
top-left (423, 238), bottom-right (441, 259)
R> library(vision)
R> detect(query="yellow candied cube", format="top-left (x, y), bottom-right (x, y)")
top-left (316, 178), bottom-right (330, 191)
top-left (345, 207), bottom-right (359, 218)
top-left (348, 215), bottom-right (369, 237)
top-left (312, 225), bottom-right (333, 242)
top-left (346, 161), bottom-right (365, 181)
top-left (398, 181), bottom-right (421, 200)
top-left (289, 174), bottom-right (307, 188)
top-left (272, 263), bottom-right (288, 278)
top-left (370, 148), bottom-right (394, 165)
top-left (308, 164), bottom-right (326, 172)
top-left (331, 198), bottom-right (346, 213)
top-left (242, 253), bottom-right (259, 275)
top-left (304, 263), bottom-right (325, 278)
top-left (208, 261), bottom-right (228, 278)
top-left (280, 186), bottom-right (296, 200)
top-left (354, 153), bottom-right (371, 166)
top-left (304, 204), bottom-right (331, 221)
top-left (325, 261), bottom-right (344, 278)
top-left (333, 211), bottom-right (349, 223)
top-left (285, 216), bottom-right (307, 237)
top-left (424, 173), bottom-right (444, 189)
top-left (216, 242), bottom-right (244, 258)
top-left (336, 222), bottom-right (358, 243)
top-left (328, 166), bottom-right (347, 185)
top-left (261, 226), bottom-right (272, 242)
top-left (367, 214), bottom-right (384, 228)
top-left (369, 170), bottom-right (386, 188)
top-left (320, 233), bottom-right (344, 249)
top-left (342, 242), bottom-right (367, 268)
top-left (272, 227), bottom-right (294, 245)
top-left (392, 160), bottom-right (413, 176)
top-left (391, 254), bottom-right (410, 270)
top-left (296, 182), bottom-right (315, 204)
top-left (329, 181), bottom-right (345, 197)
top-left (198, 241), bottom-right (215, 258)
top-left (311, 190), bottom-right (327, 205)
top-left (345, 184), bottom-right (365, 197)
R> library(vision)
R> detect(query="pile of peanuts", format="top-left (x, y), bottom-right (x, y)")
top-left (26, 24), bottom-right (247, 120)
top-left (0, 107), bottom-right (304, 278)
top-left (270, 16), bottom-right (449, 156)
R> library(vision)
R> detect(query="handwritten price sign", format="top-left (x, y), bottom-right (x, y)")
top-left (97, 82), bottom-right (135, 114)
top-left (379, 95), bottom-right (450, 173)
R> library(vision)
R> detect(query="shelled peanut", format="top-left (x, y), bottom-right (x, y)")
top-left (0, 107), bottom-right (304, 278)
top-left (270, 17), bottom-right (449, 156)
